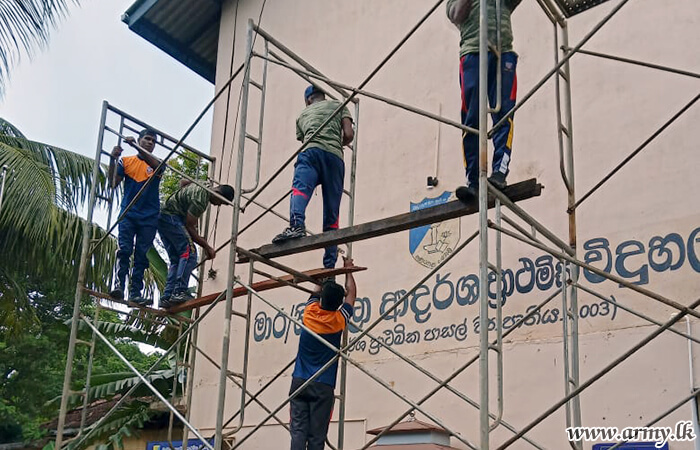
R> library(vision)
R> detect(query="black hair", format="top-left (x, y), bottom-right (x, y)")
top-left (308, 91), bottom-right (326, 102)
top-left (216, 185), bottom-right (235, 202)
top-left (320, 280), bottom-right (345, 311)
top-left (139, 128), bottom-right (157, 139)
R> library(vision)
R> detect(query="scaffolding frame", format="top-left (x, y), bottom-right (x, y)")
top-left (52, 0), bottom-right (700, 448)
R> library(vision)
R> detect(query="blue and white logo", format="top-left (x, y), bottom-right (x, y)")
top-left (409, 191), bottom-right (460, 269)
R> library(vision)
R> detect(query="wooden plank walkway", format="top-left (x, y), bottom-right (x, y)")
top-left (242, 178), bottom-right (542, 262)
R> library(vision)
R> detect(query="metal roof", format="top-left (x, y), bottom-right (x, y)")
top-left (122, 0), bottom-right (222, 83)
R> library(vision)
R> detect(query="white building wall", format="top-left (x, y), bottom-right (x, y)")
top-left (190, 0), bottom-right (700, 448)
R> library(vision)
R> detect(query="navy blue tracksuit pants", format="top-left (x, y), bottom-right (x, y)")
top-left (460, 51), bottom-right (518, 187)
top-left (116, 216), bottom-right (157, 298)
top-left (289, 148), bottom-right (344, 269)
top-left (157, 214), bottom-right (198, 300)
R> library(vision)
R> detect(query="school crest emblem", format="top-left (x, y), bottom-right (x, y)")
top-left (409, 191), bottom-right (460, 269)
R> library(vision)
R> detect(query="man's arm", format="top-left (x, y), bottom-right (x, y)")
top-left (296, 120), bottom-right (304, 142)
top-left (341, 118), bottom-right (354, 147)
top-left (108, 146), bottom-right (123, 188)
top-left (447, 0), bottom-right (472, 25)
top-left (185, 213), bottom-right (216, 260)
top-left (342, 257), bottom-right (357, 308)
top-left (124, 137), bottom-right (161, 170)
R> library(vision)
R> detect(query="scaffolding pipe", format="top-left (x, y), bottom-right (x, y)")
top-left (489, 0), bottom-right (632, 136)
top-left (214, 19), bottom-right (256, 450)
top-left (361, 288), bottom-right (564, 450)
top-left (244, 0), bottom-right (446, 208)
top-left (252, 53), bottom-right (479, 135)
top-left (571, 93), bottom-right (700, 211)
top-left (55, 100), bottom-right (108, 450)
top-left (477, 0), bottom-right (490, 444)
top-left (232, 279), bottom-right (479, 450)
top-left (497, 297), bottom-right (700, 449)
top-left (560, 20), bottom-right (583, 449)
top-left (563, 47), bottom-right (700, 79)
top-left (572, 282), bottom-right (700, 345)
top-left (81, 316), bottom-right (214, 450)
top-left (337, 95), bottom-right (361, 450)
top-left (489, 221), bottom-right (700, 321)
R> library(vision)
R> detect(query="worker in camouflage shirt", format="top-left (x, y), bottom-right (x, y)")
top-left (447, 0), bottom-right (522, 201)
top-left (272, 85), bottom-right (354, 269)
top-left (158, 182), bottom-right (234, 307)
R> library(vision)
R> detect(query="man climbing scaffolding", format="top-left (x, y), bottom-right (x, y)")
top-left (108, 129), bottom-right (162, 305)
top-left (290, 256), bottom-right (357, 450)
top-left (272, 85), bottom-right (354, 269)
top-left (158, 182), bottom-right (234, 307)
top-left (447, 0), bottom-right (522, 201)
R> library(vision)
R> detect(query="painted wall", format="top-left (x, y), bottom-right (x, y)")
top-left (190, 0), bottom-right (700, 448)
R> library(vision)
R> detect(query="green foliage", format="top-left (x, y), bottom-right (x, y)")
top-left (160, 150), bottom-right (209, 200)
top-left (0, 1), bottom-right (78, 95)
top-left (0, 118), bottom-right (116, 336)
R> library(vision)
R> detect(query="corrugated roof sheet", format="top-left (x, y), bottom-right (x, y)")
top-left (123, 0), bottom-right (221, 83)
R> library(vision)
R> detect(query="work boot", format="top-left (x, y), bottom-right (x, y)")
top-left (455, 185), bottom-right (478, 203)
top-left (109, 282), bottom-right (124, 300)
top-left (171, 290), bottom-right (194, 304)
top-left (272, 225), bottom-right (306, 244)
top-left (488, 172), bottom-right (507, 191)
top-left (129, 293), bottom-right (153, 307)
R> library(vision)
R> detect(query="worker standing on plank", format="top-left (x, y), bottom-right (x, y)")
top-left (158, 182), bottom-right (234, 307)
top-left (272, 85), bottom-right (354, 269)
top-left (108, 129), bottom-right (163, 305)
top-left (447, 0), bottom-right (522, 201)
top-left (290, 256), bottom-right (357, 450)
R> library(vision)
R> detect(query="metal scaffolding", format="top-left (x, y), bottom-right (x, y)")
top-left (52, 0), bottom-right (700, 448)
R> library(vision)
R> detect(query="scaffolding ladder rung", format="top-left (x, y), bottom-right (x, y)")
top-left (245, 133), bottom-right (260, 144)
top-left (69, 389), bottom-right (86, 396)
top-left (250, 80), bottom-right (263, 90)
top-left (227, 371), bottom-right (244, 379)
top-left (75, 339), bottom-right (92, 346)
top-left (232, 310), bottom-right (248, 319)
top-left (96, 195), bottom-right (111, 202)
top-left (343, 189), bottom-right (352, 197)
top-left (558, 69), bottom-right (569, 81)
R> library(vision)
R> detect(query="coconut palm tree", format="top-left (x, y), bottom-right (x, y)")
top-left (0, 117), bottom-right (119, 335)
top-left (0, 0), bottom-right (77, 95)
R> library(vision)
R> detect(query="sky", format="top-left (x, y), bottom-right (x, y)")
top-left (0, 0), bottom-right (215, 159)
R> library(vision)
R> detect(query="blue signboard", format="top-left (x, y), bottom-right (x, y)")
top-left (593, 443), bottom-right (669, 450)
top-left (146, 438), bottom-right (214, 450)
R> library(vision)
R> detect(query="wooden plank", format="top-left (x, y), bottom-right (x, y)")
top-left (242, 178), bottom-right (543, 262)
top-left (82, 288), bottom-right (194, 323)
top-left (166, 265), bottom-right (367, 313)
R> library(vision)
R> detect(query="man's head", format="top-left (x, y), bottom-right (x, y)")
top-left (319, 280), bottom-right (345, 311)
top-left (138, 129), bottom-right (157, 152)
top-left (210, 184), bottom-right (234, 206)
top-left (304, 85), bottom-right (326, 106)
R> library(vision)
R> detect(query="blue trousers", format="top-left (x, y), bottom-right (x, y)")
top-left (460, 51), bottom-right (518, 186)
top-left (289, 148), bottom-right (344, 269)
top-left (116, 216), bottom-right (157, 297)
top-left (158, 214), bottom-right (198, 299)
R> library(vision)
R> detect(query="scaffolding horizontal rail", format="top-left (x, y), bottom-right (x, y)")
top-left (166, 265), bottom-right (367, 313)
top-left (242, 178), bottom-right (542, 262)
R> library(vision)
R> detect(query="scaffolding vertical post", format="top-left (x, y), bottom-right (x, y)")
top-left (78, 304), bottom-right (102, 436)
top-left (478, 0), bottom-right (490, 446)
top-left (55, 100), bottom-right (108, 449)
top-left (336, 99), bottom-right (360, 450)
top-left (559, 19), bottom-right (583, 448)
top-left (214, 19), bottom-right (255, 450)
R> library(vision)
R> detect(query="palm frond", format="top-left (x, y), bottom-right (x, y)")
top-left (0, 1), bottom-right (77, 95)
